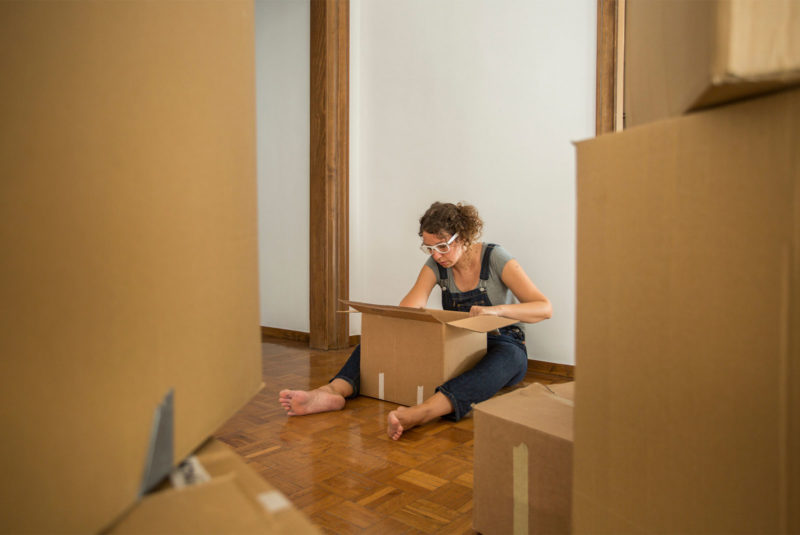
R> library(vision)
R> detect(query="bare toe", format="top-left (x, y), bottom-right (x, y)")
top-left (387, 411), bottom-right (404, 440)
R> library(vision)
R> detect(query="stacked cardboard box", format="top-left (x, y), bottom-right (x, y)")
top-left (473, 382), bottom-right (574, 535)
top-left (625, 0), bottom-right (800, 127)
top-left (0, 2), bottom-right (314, 533)
top-left (574, 2), bottom-right (800, 532)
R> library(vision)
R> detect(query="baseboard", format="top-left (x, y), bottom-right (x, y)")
top-left (260, 327), bottom-right (309, 343)
top-left (527, 359), bottom-right (575, 379)
top-left (261, 327), bottom-right (360, 347)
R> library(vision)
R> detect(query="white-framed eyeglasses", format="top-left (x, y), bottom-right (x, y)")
top-left (420, 233), bottom-right (458, 255)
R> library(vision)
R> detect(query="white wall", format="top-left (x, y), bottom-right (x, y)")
top-left (255, 0), bottom-right (310, 332)
top-left (349, 0), bottom-right (596, 365)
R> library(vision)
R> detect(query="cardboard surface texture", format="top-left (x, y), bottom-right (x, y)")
top-left (473, 382), bottom-right (574, 535)
top-left (575, 88), bottom-right (800, 533)
top-left (109, 440), bottom-right (320, 534)
top-left (0, 2), bottom-right (261, 533)
top-left (344, 301), bottom-right (516, 406)
top-left (625, 0), bottom-right (800, 127)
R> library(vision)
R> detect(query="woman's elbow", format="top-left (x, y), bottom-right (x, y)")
top-left (541, 300), bottom-right (553, 320)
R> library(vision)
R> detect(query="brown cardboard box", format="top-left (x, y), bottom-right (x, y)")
top-left (109, 440), bottom-right (320, 534)
top-left (574, 87), bottom-right (800, 533)
top-left (345, 301), bottom-right (516, 406)
top-left (0, 2), bottom-right (261, 533)
top-left (473, 382), bottom-right (574, 535)
top-left (625, 0), bottom-right (800, 127)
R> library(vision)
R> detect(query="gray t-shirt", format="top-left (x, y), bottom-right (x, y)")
top-left (424, 243), bottom-right (515, 307)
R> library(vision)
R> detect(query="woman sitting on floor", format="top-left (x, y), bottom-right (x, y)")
top-left (279, 201), bottom-right (552, 440)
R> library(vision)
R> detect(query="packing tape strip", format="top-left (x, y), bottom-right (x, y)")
top-left (416, 386), bottom-right (424, 406)
top-left (378, 372), bottom-right (385, 400)
top-left (512, 443), bottom-right (529, 535)
top-left (257, 490), bottom-right (291, 513)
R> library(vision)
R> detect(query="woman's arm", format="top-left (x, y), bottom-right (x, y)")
top-left (468, 259), bottom-right (553, 323)
top-left (398, 265), bottom-right (438, 308)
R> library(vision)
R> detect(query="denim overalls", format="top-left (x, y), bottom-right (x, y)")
top-left (333, 244), bottom-right (529, 421)
top-left (436, 243), bottom-right (526, 342)
top-left (433, 243), bottom-right (528, 419)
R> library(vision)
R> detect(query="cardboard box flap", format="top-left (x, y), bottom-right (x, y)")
top-left (446, 315), bottom-right (518, 333)
top-left (546, 381), bottom-right (575, 402)
top-left (342, 301), bottom-right (441, 324)
top-left (344, 301), bottom-right (518, 332)
top-left (520, 382), bottom-right (574, 406)
top-left (192, 440), bottom-right (279, 501)
top-left (424, 308), bottom-right (468, 323)
top-left (111, 478), bottom-right (273, 535)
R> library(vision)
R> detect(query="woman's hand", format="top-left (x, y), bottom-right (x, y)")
top-left (469, 305), bottom-right (500, 317)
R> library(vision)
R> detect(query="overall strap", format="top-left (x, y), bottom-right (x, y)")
top-left (438, 243), bottom-right (497, 292)
top-left (479, 243), bottom-right (497, 281)
top-left (436, 263), bottom-right (448, 291)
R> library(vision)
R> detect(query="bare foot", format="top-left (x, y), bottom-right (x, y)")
top-left (387, 406), bottom-right (424, 440)
top-left (278, 388), bottom-right (345, 416)
top-left (387, 410), bottom-right (405, 440)
top-left (386, 393), bottom-right (455, 440)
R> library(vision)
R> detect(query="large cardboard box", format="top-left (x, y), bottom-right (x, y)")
top-left (625, 0), bottom-right (800, 127)
top-left (109, 440), bottom-right (320, 534)
top-left (0, 2), bottom-right (261, 533)
top-left (473, 382), bottom-right (574, 535)
top-left (574, 88), bottom-right (800, 533)
top-left (345, 301), bottom-right (516, 406)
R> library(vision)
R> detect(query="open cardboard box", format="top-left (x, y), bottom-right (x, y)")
top-left (109, 439), bottom-right (320, 534)
top-left (344, 301), bottom-right (517, 406)
top-left (625, 0), bottom-right (800, 127)
top-left (473, 382), bottom-right (574, 535)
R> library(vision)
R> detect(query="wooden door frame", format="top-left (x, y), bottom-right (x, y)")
top-left (309, 0), bottom-right (349, 350)
top-left (596, 0), bottom-right (624, 134)
top-left (307, 0), bottom-right (621, 349)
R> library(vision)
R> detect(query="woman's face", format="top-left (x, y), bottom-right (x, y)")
top-left (421, 231), bottom-right (465, 268)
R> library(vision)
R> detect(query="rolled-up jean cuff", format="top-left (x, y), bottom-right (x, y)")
top-left (435, 385), bottom-right (466, 422)
top-left (331, 375), bottom-right (359, 399)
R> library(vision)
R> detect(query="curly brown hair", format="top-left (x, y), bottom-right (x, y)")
top-left (418, 202), bottom-right (484, 247)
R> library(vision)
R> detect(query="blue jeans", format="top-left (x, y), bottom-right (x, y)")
top-left (332, 329), bottom-right (527, 421)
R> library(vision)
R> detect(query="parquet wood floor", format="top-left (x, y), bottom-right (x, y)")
top-left (213, 338), bottom-right (569, 535)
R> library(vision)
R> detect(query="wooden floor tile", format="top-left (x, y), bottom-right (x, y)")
top-left (318, 471), bottom-right (384, 502)
top-left (391, 498), bottom-right (461, 533)
top-left (311, 510), bottom-right (363, 535)
top-left (414, 454), bottom-right (472, 481)
top-left (325, 500), bottom-right (384, 529)
top-left (395, 469), bottom-right (449, 492)
top-left (425, 481), bottom-right (472, 510)
top-left (357, 485), bottom-right (420, 517)
top-left (290, 487), bottom-right (346, 517)
top-left (213, 337), bottom-right (569, 534)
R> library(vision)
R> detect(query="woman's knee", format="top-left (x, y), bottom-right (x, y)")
top-left (506, 359), bottom-right (528, 387)
top-left (493, 342), bottom-right (527, 386)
